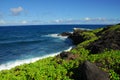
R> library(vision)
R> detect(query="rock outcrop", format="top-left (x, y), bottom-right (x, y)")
top-left (68, 29), bottom-right (86, 45)
top-left (80, 61), bottom-right (109, 80)
top-left (58, 32), bottom-right (72, 36)
top-left (87, 25), bottom-right (120, 54)
top-left (71, 61), bottom-right (109, 80)
top-left (56, 52), bottom-right (78, 60)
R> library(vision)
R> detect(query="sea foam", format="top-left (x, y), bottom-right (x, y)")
top-left (44, 33), bottom-right (68, 40)
top-left (0, 46), bottom-right (72, 71)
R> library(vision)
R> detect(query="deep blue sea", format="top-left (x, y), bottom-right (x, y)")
top-left (0, 25), bottom-right (106, 70)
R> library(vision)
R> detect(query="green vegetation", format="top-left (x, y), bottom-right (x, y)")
top-left (91, 27), bottom-right (103, 34)
top-left (101, 24), bottom-right (120, 34)
top-left (0, 24), bottom-right (120, 80)
top-left (88, 50), bottom-right (120, 80)
top-left (0, 57), bottom-right (72, 80)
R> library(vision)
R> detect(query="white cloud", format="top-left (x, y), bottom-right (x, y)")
top-left (83, 17), bottom-right (107, 21)
top-left (50, 17), bottom-right (120, 24)
top-left (48, 19), bottom-right (80, 24)
top-left (10, 6), bottom-right (23, 16)
top-left (0, 20), bottom-right (5, 24)
top-left (54, 19), bottom-right (62, 23)
top-left (84, 17), bottom-right (91, 21)
top-left (97, 17), bottom-right (106, 21)
top-left (21, 20), bottom-right (27, 24)
top-left (0, 17), bottom-right (120, 26)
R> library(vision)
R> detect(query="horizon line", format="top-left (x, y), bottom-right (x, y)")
top-left (0, 23), bottom-right (115, 27)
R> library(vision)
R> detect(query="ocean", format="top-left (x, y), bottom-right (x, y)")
top-left (0, 25), bottom-right (106, 70)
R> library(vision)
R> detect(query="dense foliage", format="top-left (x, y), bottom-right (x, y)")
top-left (0, 24), bottom-right (120, 80)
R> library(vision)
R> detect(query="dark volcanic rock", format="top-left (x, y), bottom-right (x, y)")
top-left (56, 52), bottom-right (78, 60)
top-left (87, 26), bottom-right (120, 54)
top-left (68, 29), bottom-right (85, 45)
top-left (68, 34), bottom-right (85, 45)
top-left (80, 61), bottom-right (109, 80)
top-left (58, 32), bottom-right (72, 36)
top-left (96, 26), bottom-right (111, 36)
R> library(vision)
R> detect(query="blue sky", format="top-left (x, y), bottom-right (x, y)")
top-left (0, 0), bottom-right (120, 25)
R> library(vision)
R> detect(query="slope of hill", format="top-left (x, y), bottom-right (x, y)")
top-left (0, 24), bottom-right (120, 80)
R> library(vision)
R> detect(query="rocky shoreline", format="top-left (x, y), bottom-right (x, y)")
top-left (57, 24), bottom-right (120, 80)
top-left (60, 24), bottom-right (120, 54)
top-left (0, 24), bottom-right (120, 80)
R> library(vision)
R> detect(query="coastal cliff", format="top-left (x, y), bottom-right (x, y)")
top-left (0, 24), bottom-right (120, 80)
top-left (69, 24), bottom-right (120, 54)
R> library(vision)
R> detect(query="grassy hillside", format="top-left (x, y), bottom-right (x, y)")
top-left (0, 24), bottom-right (120, 80)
